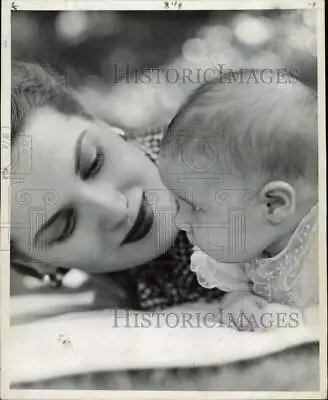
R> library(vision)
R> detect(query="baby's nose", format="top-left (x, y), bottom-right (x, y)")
top-left (174, 203), bottom-right (193, 232)
top-left (176, 223), bottom-right (191, 233)
top-left (175, 219), bottom-right (192, 233)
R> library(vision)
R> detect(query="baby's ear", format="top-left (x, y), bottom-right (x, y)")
top-left (258, 181), bottom-right (296, 224)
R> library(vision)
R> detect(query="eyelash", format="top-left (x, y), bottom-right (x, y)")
top-left (176, 199), bottom-right (201, 213)
top-left (56, 209), bottom-right (76, 243)
top-left (193, 206), bottom-right (202, 213)
top-left (56, 143), bottom-right (105, 243)
top-left (83, 145), bottom-right (105, 180)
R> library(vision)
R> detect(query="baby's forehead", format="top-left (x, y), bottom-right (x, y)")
top-left (160, 142), bottom-right (217, 173)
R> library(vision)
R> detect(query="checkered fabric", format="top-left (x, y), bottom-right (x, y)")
top-left (102, 129), bottom-right (224, 310)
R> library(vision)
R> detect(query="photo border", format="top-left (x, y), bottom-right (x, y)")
top-left (1, 1), bottom-right (326, 399)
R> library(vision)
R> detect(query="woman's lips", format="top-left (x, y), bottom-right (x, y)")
top-left (121, 192), bottom-right (154, 245)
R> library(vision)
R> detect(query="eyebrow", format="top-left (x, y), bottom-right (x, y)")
top-left (74, 129), bottom-right (88, 175)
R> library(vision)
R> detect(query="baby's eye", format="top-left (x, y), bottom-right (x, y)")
top-left (175, 199), bottom-right (181, 212)
top-left (192, 205), bottom-right (203, 218)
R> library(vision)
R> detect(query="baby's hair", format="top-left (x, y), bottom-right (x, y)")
top-left (162, 69), bottom-right (318, 185)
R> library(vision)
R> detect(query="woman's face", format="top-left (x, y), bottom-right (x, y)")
top-left (11, 107), bottom-right (178, 273)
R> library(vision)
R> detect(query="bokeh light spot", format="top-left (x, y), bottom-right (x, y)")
top-left (55, 12), bottom-right (88, 45)
top-left (182, 38), bottom-right (208, 62)
top-left (234, 15), bottom-right (273, 46)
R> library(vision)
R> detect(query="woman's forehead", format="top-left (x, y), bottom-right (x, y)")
top-left (23, 106), bottom-right (89, 147)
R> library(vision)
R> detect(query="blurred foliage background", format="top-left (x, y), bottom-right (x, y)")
top-left (12, 10), bottom-right (317, 134)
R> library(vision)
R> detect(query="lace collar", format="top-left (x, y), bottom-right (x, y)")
top-left (244, 203), bottom-right (318, 279)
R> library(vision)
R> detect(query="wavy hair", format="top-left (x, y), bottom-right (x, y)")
top-left (10, 60), bottom-right (94, 284)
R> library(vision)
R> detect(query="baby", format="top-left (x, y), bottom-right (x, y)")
top-left (158, 69), bottom-right (319, 330)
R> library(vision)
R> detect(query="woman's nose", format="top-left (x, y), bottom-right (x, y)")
top-left (80, 187), bottom-right (129, 230)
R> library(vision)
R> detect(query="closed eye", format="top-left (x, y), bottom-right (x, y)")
top-left (75, 130), bottom-right (105, 180)
top-left (175, 198), bottom-right (181, 212)
top-left (54, 208), bottom-right (77, 243)
top-left (34, 208), bottom-right (77, 247)
top-left (176, 195), bottom-right (200, 212)
top-left (84, 145), bottom-right (104, 180)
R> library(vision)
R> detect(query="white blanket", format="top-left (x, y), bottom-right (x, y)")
top-left (8, 296), bottom-right (319, 385)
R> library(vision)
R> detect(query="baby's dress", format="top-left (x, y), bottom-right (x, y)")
top-left (190, 204), bottom-right (319, 309)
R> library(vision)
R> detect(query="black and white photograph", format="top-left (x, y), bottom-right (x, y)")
top-left (1, 0), bottom-right (326, 397)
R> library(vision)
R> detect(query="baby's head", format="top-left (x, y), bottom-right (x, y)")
top-left (159, 69), bottom-right (318, 263)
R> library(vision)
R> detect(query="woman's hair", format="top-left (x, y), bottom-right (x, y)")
top-left (11, 60), bottom-right (93, 143)
top-left (11, 61), bottom-right (93, 282)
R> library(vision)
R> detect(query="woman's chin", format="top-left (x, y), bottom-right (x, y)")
top-left (120, 223), bottom-right (178, 268)
top-left (89, 216), bottom-right (179, 274)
